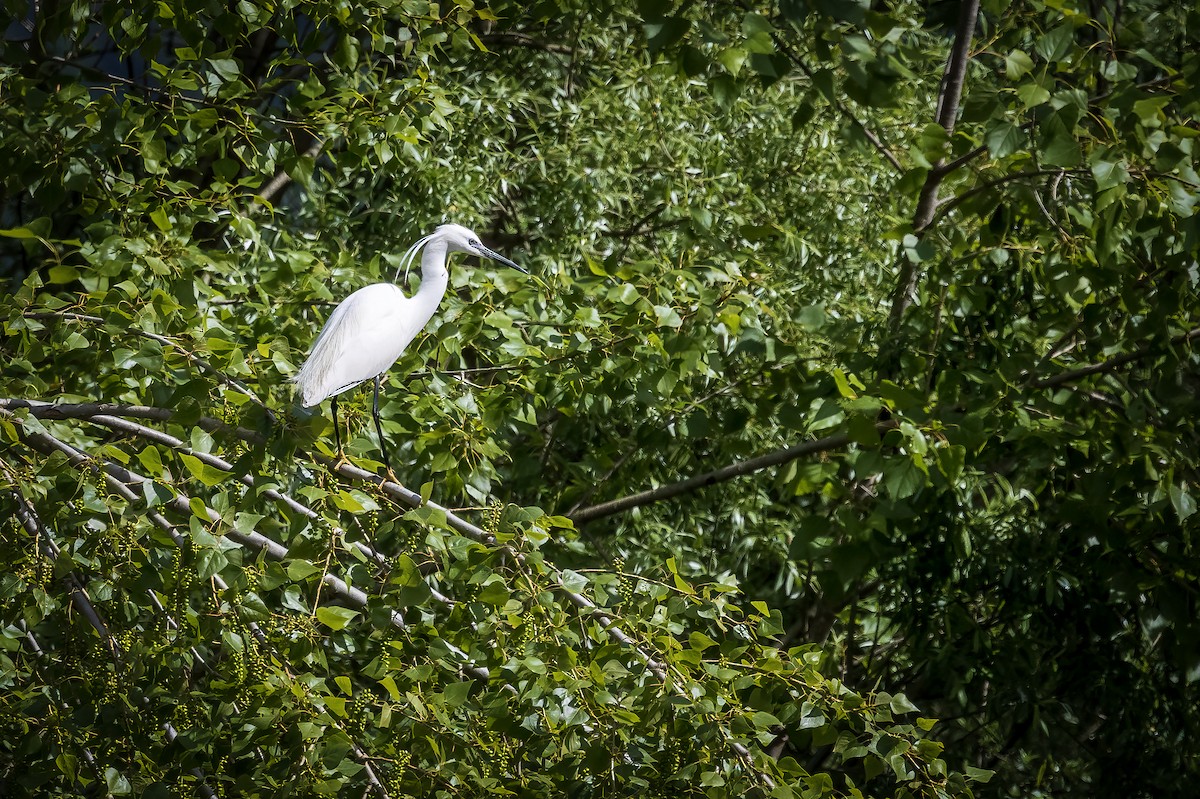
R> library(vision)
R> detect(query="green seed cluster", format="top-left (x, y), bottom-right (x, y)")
top-left (171, 548), bottom-right (196, 619)
top-left (515, 610), bottom-right (546, 648)
top-left (343, 697), bottom-right (368, 737)
top-left (398, 522), bottom-right (422, 551)
top-left (100, 667), bottom-right (121, 705)
top-left (486, 501), bottom-right (503, 535)
top-left (242, 563), bottom-right (262, 593)
top-left (384, 750), bottom-right (413, 795)
top-left (614, 557), bottom-right (634, 605)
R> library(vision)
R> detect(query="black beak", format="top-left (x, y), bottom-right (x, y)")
top-left (475, 244), bottom-right (526, 274)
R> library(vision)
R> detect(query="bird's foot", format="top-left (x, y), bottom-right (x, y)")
top-left (381, 467), bottom-right (400, 486)
top-left (331, 450), bottom-right (352, 472)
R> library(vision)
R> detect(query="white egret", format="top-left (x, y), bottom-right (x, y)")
top-left (294, 223), bottom-right (525, 473)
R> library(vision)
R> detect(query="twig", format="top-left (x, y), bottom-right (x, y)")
top-left (321, 455), bottom-right (776, 789)
top-left (2, 408), bottom-right (510, 692)
top-left (21, 311), bottom-right (276, 421)
top-left (569, 421), bottom-right (899, 525)
top-left (479, 31), bottom-right (574, 54)
top-left (924, 169), bottom-right (1083, 232)
top-left (1029, 326), bottom-right (1200, 389)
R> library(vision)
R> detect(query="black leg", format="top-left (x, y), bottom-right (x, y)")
top-left (372, 374), bottom-right (393, 476)
top-left (331, 395), bottom-right (343, 459)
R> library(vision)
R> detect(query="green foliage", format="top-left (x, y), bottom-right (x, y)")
top-left (2, 0), bottom-right (1199, 797)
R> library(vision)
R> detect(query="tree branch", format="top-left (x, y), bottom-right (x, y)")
top-left (569, 421), bottom-right (899, 525)
top-left (1, 402), bottom-right (705, 736)
top-left (934, 1), bottom-right (980, 135)
top-left (13, 422), bottom-right (394, 794)
top-left (564, 317), bottom-right (1199, 527)
top-left (1030, 326), bottom-right (1200, 389)
top-left (924, 168), bottom-right (1083, 232)
top-left (884, 0), bottom-right (980, 338)
top-left (256, 137), bottom-right (326, 206)
top-left (0, 397), bottom-right (265, 443)
top-left (3, 409), bottom-right (413, 629)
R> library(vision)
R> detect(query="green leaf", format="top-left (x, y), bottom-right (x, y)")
top-left (1169, 484), bottom-right (1196, 521)
top-left (889, 693), bottom-right (920, 714)
top-left (560, 569), bottom-right (589, 593)
top-left (208, 57), bottom-right (240, 82)
top-left (751, 710), bottom-right (781, 728)
top-left (477, 580), bottom-right (510, 606)
top-left (1016, 82), bottom-right (1050, 109)
top-left (1091, 159), bottom-right (1129, 191)
top-left (315, 606), bottom-right (359, 631)
top-left (797, 303), bottom-right (825, 330)
top-left (653, 305), bottom-right (682, 328)
top-left (1005, 50), bottom-right (1034, 79)
top-left (719, 47), bottom-right (747, 76)
top-left (178, 453), bottom-right (230, 487)
top-left (1042, 130), bottom-right (1082, 167)
top-left (832, 369), bottom-right (858, 399)
top-left (47, 265), bottom-right (79, 284)
top-left (443, 681), bottom-right (471, 708)
top-left (137, 446), bottom-right (163, 476)
top-left (1035, 24), bottom-right (1073, 61)
top-left (936, 445), bottom-right (966, 482)
top-left (1102, 59), bottom-right (1138, 82)
top-left (105, 766), bottom-right (132, 795)
top-left (645, 17), bottom-right (690, 53)
top-left (287, 560), bottom-right (321, 581)
top-left (1133, 96), bottom-right (1171, 125)
top-left (965, 765), bottom-right (995, 783)
top-left (985, 121), bottom-right (1023, 159)
top-left (711, 74), bottom-right (740, 110)
top-left (885, 458), bottom-right (925, 499)
top-left (150, 207), bottom-right (172, 232)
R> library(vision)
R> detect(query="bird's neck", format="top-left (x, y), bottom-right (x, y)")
top-left (416, 239), bottom-right (451, 298)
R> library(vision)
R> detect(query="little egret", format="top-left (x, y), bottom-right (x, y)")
top-left (294, 223), bottom-right (525, 473)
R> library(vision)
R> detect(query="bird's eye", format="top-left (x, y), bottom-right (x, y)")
top-left (468, 239), bottom-right (480, 248)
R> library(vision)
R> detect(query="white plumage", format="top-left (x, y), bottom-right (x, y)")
top-left (296, 282), bottom-right (435, 407)
top-left (293, 223), bottom-right (523, 469)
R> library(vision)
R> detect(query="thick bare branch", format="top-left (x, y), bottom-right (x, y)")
top-left (0, 397), bottom-right (266, 442)
top-left (934, 1), bottom-right (981, 136)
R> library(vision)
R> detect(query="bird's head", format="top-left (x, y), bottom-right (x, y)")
top-left (435, 224), bottom-right (526, 273)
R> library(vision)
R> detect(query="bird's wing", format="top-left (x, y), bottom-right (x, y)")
top-left (294, 284), bottom-right (424, 407)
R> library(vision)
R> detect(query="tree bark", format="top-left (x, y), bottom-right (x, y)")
top-left (884, 0), bottom-right (981, 343)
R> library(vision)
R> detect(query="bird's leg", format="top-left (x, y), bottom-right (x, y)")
top-left (330, 396), bottom-right (349, 470)
top-left (372, 375), bottom-right (398, 483)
